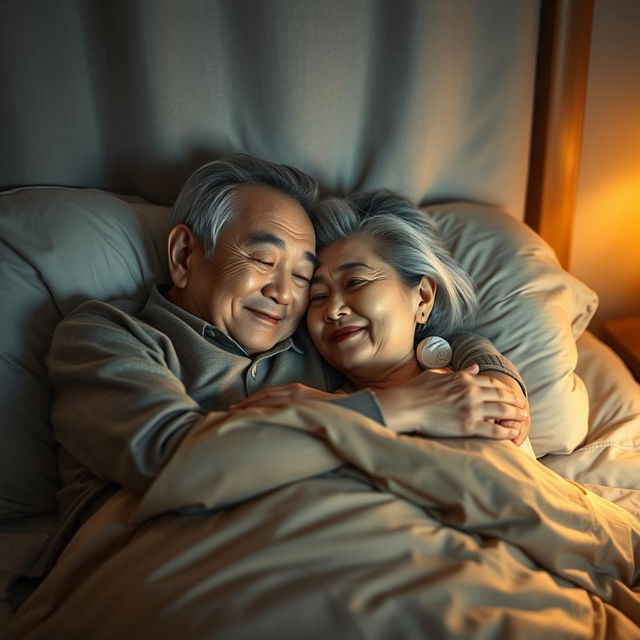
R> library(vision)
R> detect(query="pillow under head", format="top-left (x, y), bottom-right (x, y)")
top-left (426, 202), bottom-right (598, 457)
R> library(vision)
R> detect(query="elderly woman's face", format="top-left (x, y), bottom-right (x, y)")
top-left (307, 235), bottom-right (428, 381)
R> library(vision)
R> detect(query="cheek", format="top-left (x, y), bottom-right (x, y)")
top-left (293, 285), bottom-right (310, 307)
top-left (306, 309), bottom-right (323, 340)
top-left (306, 310), bottom-right (335, 358)
top-left (217, 263), bottom-right (263, 296)
top-left (369, 295), bottom-right (415, 343)
top-left (284, 290), bottom-right (309, 328)
top-left (361, 293), bottom-right (392, 327)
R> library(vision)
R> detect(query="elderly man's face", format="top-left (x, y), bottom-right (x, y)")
top-left (170, 184), bottom-right (316, 354)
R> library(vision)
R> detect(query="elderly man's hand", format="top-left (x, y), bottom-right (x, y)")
top-left (374, 364), bottom-right (529, 440)
top-left (478, 370), bottom-right (530, 446)
top-left (229, 383), bottom-right (345, 411)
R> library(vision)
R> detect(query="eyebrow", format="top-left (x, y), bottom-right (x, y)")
top-left (310, 262), bottom-right (371, 285)
top-left (247, 232), bottom-right (318, 268)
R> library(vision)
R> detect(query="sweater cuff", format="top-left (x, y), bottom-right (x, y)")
top-left (328, 389), bottom-right (386, 425)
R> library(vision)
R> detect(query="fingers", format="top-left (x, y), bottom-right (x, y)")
top-left (229, 384), bottom-right (339, 411)
top-left (422, 369), bottom-right (524, 409)
top-left (231, 392), bottom-right (288, 410)
top-left (474, 375), bottom-right (529, 426)
top-left (474, 420), bottom-right (521, 440)
top-left (500, 418), bottom-right (531, 446)
top-left (230, 387), bottom-right (292, 410)
top-left (231, 397), bottom-right (288, 410)
top-left (457, 375), bottom-right (530, 439)
top-left (481, 401), bottom-right (528, 422)
top-left (428, 367), bottom-right (453, 375)
top-left (472, 374), bottom-right (523, 395)
top-left (512, 430), bottom-right (528, 447)
top-left (474, 380), bottom-right (527, 409)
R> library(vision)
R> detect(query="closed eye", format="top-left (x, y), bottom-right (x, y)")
top-left (293, 273), bottom-right (311, 285)
top-left (346, 278), bottom-right (366, 288)
top-left (252, 258), bottom-right (274, 267)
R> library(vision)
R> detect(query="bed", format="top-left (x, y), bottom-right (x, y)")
top-left (1, 1), bottom-right (639, 638)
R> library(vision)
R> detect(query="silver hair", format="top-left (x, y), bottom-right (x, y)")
top-left (312, 190), bottom-right (478, 340)
top-left (170, 154), bottom-right (319, 257)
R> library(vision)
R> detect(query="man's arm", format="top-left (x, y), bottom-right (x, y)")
top-left (373, 332), bottom-right (529, 439)
top-left (49, 303), bottom-right (206, 494)
top-left (449, 333), bottom-right (530, 445)
top-left (51, 297), bottom-right (395, 497)
top-left (334, 333), bottom-right (528, 430)
top-left (232, 333), bottom-right (528, 442)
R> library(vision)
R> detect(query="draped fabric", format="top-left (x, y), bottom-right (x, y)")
top-left (0, 0), bottom-right (539, 218)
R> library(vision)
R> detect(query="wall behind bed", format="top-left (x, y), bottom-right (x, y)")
top-left (570, 0), bottom-right (640, 333)
top-left (4, 1), bottom-right (636, 332)
top-left (0, 0), bottom-right (539, 219)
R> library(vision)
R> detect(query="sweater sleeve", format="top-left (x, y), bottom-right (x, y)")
top-left (48, 302), bottom-right (206, 495)
top-left (449, 333), bottom-right (527, 396)
top-left (328, 389), bottom-right (386, 425)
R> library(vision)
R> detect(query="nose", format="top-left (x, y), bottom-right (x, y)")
top-left (324, 293), bottom-right (349, 322)
top-left (262, 268), bottom-right (293, 305)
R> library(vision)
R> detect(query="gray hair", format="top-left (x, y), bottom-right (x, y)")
top-left (170, 154), bottom-right (319, 257)
top-left (312, 190), bottom-right (478, 340)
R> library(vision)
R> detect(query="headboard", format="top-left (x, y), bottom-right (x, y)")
top-left (0, 0), bottom-right (592, 265)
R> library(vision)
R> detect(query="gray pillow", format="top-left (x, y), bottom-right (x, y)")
top-left (0, 187), bottom-right (169, 521)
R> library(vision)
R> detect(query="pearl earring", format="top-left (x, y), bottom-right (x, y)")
top-left (416, 336), bottom-right (452, 369)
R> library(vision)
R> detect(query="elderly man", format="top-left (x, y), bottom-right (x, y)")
top-left (10, 154), bottom-right (527, 610)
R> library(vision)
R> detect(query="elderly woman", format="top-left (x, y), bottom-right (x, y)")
top-left (234, 189), bottom-right (533, 453)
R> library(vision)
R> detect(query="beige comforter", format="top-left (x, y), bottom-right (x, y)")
top-left (6, 401), bottom-right (640, 639)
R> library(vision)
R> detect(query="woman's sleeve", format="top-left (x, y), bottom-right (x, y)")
top-left (449, 333), bottom-right (527, 395)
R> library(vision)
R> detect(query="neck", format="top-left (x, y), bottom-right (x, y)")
top-left (166, 285), bottom-right (182, 307)
top-left (346, 357), bottom-right (423, 391)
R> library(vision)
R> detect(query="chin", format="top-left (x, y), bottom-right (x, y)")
top-left (246, 340), bottom-right (276, 354)
top-left (245, 333), bottom-right (287, 354)
top-left (331, 355), bottom-right (365, 377)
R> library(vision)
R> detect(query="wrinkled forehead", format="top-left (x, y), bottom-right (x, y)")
top-left (238, 215), bottom-right (315, 247)
top-left (314, 234), bottom-right (386, 278)
top-left (224, 184), bottom-right (316, 251)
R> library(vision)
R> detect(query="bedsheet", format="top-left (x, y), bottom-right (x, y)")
top-left (0, 514), bottom-right (58, 624)
top-left (6, 400), bottom-right (640, 640)
top-left (541, 331), bottom-right (640, 519)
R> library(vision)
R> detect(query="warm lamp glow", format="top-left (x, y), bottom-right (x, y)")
top-left (577, 175), bottom-right (640, 258)
top-left (571, 170), bottom-right (640, 331)
top-left (594, 178), bottom-right (640, 217)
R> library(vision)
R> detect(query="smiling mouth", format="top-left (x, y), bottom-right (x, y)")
top-left (331, 326), bottom-right (366, 343)
top-left (248, 309), bottom-right (282, 325)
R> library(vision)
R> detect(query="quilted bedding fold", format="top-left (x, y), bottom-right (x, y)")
top-left (6, 400), bottom-right (640, 639)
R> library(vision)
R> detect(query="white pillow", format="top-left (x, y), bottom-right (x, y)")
top-left (425, 202), bottom-right (598, 457)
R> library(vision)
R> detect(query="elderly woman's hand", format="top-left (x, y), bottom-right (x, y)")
top-left (477, 371), bottom-right (530, 446)
top-left (374, 364), bottom-right (529, 440)
top-left (229, 383), bottom-right (345, 411)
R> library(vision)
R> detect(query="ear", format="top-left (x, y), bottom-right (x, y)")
top-left (415, 276), bottom-right (437, 325)
top-left (167, 224), bottom-right (199, 289)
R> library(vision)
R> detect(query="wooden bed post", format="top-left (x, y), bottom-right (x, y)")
top-left (525, 0), bottom-right (594, 269)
